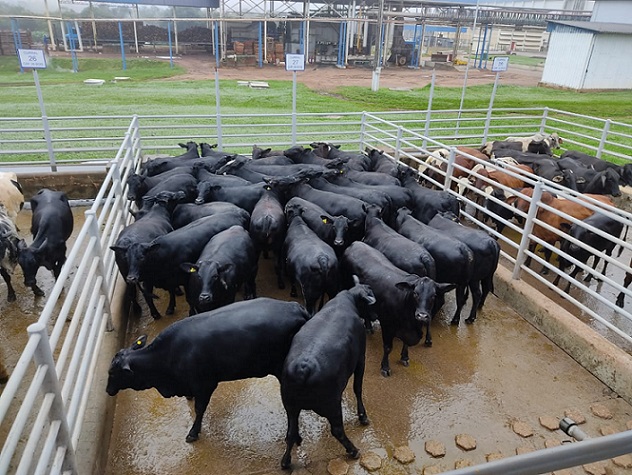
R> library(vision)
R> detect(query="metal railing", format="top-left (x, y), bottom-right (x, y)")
top-left (1, 110), bottom-right (631, 473)
top-left (0, 117), bottom-right (141, 474)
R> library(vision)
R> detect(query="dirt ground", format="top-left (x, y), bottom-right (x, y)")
top-left (165, 54), bottom-right (543, 91)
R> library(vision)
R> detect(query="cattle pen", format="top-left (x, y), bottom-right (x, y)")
top-left (1, 108), bottom-right (632, 474)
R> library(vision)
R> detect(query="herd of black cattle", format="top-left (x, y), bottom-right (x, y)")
top-left (2, 131), bottom-right (630, 467)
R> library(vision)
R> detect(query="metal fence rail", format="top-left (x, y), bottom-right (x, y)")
top-left (0, 110), bottom-right (631, 474)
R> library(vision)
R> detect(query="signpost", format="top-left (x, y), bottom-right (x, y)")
top-left (483, 56), bottom-right (510, 143)
top-left (18, 49), bottom-right (57, 171)
top-left (286, 54), bottom-right (304, 145)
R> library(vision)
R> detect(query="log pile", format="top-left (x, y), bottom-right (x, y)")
top-left (81, 21), bottom-right (136, 41)
top-left (179, 26), bottom-right (213, 43)
top-left (0, 30), bottom-right (33, 55)
top-left (138, 24), bottom-right (169, 42)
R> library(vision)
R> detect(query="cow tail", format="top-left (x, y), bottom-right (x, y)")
top-left (617, 224), bottom-right (629, 258)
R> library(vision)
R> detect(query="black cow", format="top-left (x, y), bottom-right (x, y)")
top-left (284, 197), bottom-right (351, 252)
top-left (398, 167), bottom-right (460, 224)
top-left (558, 163), bottom-right (621, 196)
top-left (310, 142), bottom-right (372, 171)
top-left (172, 202), bottom-right (250, 229)
top-left (181, 225), bottom-right (258, 314)
top-left (342, 166), bottom-right (401, 187)
top-left (140, 142), bottom-right (200, 176)
top-left (616, 257), bottom-right (632, 308)
top-left (394, 208), bottom-right (474, 326)
top-left (194, 163), bottom-right (252, 198)
top-left (133, 174), bottom-right (199, 214)
top-left (363, 211), bottom-right (436, 280)
top-left (326, 172), bottom-right (412, 214)
top-left (252, 145), bottom-right (290, 163)
top-left (342, 241), bottom-right (455, 376)
top-left (280, 277), bottom-right (376, 469)
top-left (195, 182), bottom-right (266, 213)
top-left (554, 212), bottom-right (625, 293)
top-left (284, 215), bottom-right (339, 315)
top-left (367, 148), bottom-right (399, 177)
top-left (284, 145), bottom-right (338, 167)
top-left (126, 167), bottom-right (196, 207)
top-left (428, 211), bottom-right (501, 323)
top-left (126, 212), bottom-right (248, 319)
top-left (0, 205), bottom-right (20, 302)
top-left (561, 150), bottom-right (632, 187)
top-left (18, 189), bottom-right (73, 296)
top-left (111, 193), bottom-right (175, 314)
top-left (273, 181), bottom-right (368, 242)
top-left (106, 298), bottom-right (310, 442)
top-left (250, 184), bottom-right (287, 289)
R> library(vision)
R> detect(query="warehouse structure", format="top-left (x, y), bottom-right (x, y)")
top-left (541, 0), bottom-right (632, 89)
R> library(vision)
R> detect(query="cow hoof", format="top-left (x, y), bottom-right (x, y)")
top-left (281, 458), bottom-right (291, 470)
top-left (465, 318), bottom-right (476, 324)
top-left (348, 448), bottom-right (360, 459)
top-left (359, 414), bottom-right (369, 425)
top-left (450, 319), bottom-right (460, 326)
top-left (152, 314), bottom-right (162, 320)
top-left (7, 293), bottom-right (16, 302)
top-left (185, 434), bottom-right (199, 443)
top-left (380, 368), bottom-right (391, 377)
top-left (400, 359), bottom-right (409, 367)
top-left (33, 287), bottom-right (45, 297)
top-left (166, 308), bottom-right (175, 316)
top-left (424, 341), bottom-right (433, 347)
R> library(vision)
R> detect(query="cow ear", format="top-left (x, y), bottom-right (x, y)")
top-left (395, 281), bottom-right (414, 292)
top-left (320, 215), bottom-right (330, 224)
top-left (110, 245), bottom-right (128, 253)
top-left (131, 335), bottom-right (147, 350)
top-left (559, 223), bottom-right (572, 233)
top-left (352, 275), bottom-right (360, 286)
top-left (180, 263), bottom-right (198, 274)
top-left (436, 283), bottom-right (457, 295)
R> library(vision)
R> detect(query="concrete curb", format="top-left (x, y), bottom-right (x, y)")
top-left (494, 264), bottom-right (632, 406)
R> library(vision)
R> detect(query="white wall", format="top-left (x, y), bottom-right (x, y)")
top-left (583, 34), bottom-right (632, 88)
top-left (541, 25), bottom-right (593, 88)
top-left (481, 0), bottom-right (593, 10)
top-left (591, 0), bottom-right (632, 23)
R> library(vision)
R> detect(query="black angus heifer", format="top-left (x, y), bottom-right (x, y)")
top-left (342, 242), bottom-right (455, 376)
top-left (273, 180), bottom-right (368, 242)
top-left (342, 165), bottom-right (401, 187)
top-left (310, 142), bottom-right (372, 171)
top-left (428, 211), bottom-right (501, 323)
top-left (106, 298), bottom-right (310, 443)
top-left (284, 197), bottom-right (351, 253)
top-left (181, 225), bottom-right (258, 315)
top-left (126, 212), bottom-right (248, 319)
top-left (250, 184), bottom-right (287, 289)
top-left (195, 182), bottom-right (266, 214)
top-left (559, 163), bottom-right (621, 197)
top-left (562, 150), bottom-right (632, 187)
top-left (18, 189), bottom-right (73, 296)
top-left (284, 215), bottom-right (339, 316)
top-left (0, 205), bottom-right (20, 302)
top-left (397, 167), bottom-right (460, 224)
top-left (363, 211), bottom-right (436, 280)
top-left (133, 174), bottom-right (198, 215)
top-left (394, 208), bottom-right (474, 325)
top-left (284, 145), bottom-right (339, 167)
top-left (140, 141), bottom-right (199, 176)
top-left (280, 277), bottom-right (376, 469)
top-left (111, 193), bottom-right (175, 314)
top-left (367, 148), bottom-right (399, 177)
top-left (554, 212), bottom-right (625, 293)
top-left (126, 167), bottom-right (196, 208)
top-left (172, 202), bottom-right (250, 229)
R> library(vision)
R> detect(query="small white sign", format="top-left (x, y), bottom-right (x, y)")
top-left (491, 56), bottom-right (509, 72)
top-left (18, 49), bottom-right (47, 69)
top-left (285, 54), bottom-right (305, 71)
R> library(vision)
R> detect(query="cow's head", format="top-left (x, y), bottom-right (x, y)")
top-left (396, 276), bottom-right (456, 324)
top-left (106, 335), bottom-right (147, 396)
top-left (181, 260), bottom-right (231, 312)
top-left (350, 275), bottom-right (377, 323)
top-left (17, 239), bottom-right (45, 288)
top-left (126, 174), bottom-right (146, 202)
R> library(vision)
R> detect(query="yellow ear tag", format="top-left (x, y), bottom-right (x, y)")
top-left (136, 340), bottom-right (142, 346)
top-left (189, 267), bottom-right (196, 273)
top-left (322, 218), bottom-right (328, 224)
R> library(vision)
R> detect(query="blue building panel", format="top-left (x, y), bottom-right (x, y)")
top-left (90, 0), bottom-right (219, 8)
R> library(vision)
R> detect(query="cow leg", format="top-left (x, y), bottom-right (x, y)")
top-left (244, 276), bottom-right (257, 300)
top-left (186, 385), bottom-right (216, 443)
top-left (524, 242), bottom-right (536, 269)
top-left (540, 248), bottom-right (553, 275)
top-left (325, 402), bottom-right (359, 458)
top-left (140, 283), bottom-right (162, 320)
top-left (1, 268), bottom-right (16, 302)
top-left (465, 281), bottom-right (482, 324)
top-left (424, 320), bottom-right (432, 347)
top-left (281, 407), bottom-right (301, 470)
top-left (274, 251), bottom-right (285, 290)
top-left (165, 288), bottom-right (177, 315)
top-left (400, 344), bottom-right (410, 366)
top-left (450, 284), bottom-right (468, 325)
top-left (31, 283), bottom-right (45, 297)
top-left (353, 358), bottom-right (369, 425)
top-left (380, 333), bottom-right (394, 377)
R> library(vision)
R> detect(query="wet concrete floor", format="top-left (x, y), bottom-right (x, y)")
top-left (2, 208), bottom-right (632, 474)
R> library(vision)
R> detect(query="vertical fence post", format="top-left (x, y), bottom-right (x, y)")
top-left (359, 112), bottom-right (367, 151)
top-left (33, 69), bottom-right (57, 172)
top-left (539, 107), bottom-right (549, 134)
top-left (423, 69), bottom-right (436, 149)
top-left (395, 127), bottom-right (403, 161)
top-left (214, 68), bottom-right (223, 150)
top-left (482, 71), bottom-right (500, 144)
top-left (27, 322), bottom-right (78, 474)
top-left (443, 147), bottom-right (457, 192)
top-left (512, 181), bottom-right (544, 280)
top-left (85, 210), bottom-right (114, 331)
top-left (597, 119), bottom-right (611, 159)
top-left (118, 21), bottom-right (127, 70)
top-left (167, 21), bottom-right (174, 68)
top-left (11, 18), bottom-right (24, 73)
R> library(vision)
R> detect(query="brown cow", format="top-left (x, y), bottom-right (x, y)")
top-left (423, 146), bottom-right (489, 190)
top-left (514, 188), bottom-right (614, 273)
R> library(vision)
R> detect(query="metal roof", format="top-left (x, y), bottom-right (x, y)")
top-left (89, 0), bottom-right (219, 7)
top-left (549, 20), bottom-right (632, 34)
